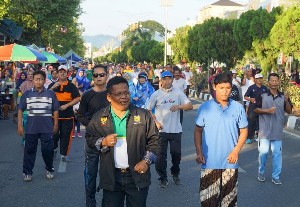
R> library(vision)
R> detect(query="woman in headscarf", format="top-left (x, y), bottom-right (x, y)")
top-left (122, 72), bottom-right (137, 104)
top-left (133, 72), bottom-right (155, 108)
top-left (16, 72), bottom-right (27, 90)
top-left (72, 68), bottom-right (91, 93)
top-left (19, 70), bottom-right (34, 94)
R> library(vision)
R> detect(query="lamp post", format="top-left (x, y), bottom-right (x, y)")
top-left (161, 0), bottom-right (173, 66)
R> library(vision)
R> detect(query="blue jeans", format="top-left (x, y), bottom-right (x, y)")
top-left (258, 139), bottom-right (282, 179)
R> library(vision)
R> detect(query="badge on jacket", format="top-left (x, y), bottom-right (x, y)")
top-left (133, 115), bottom-right (141, 123)
top-left (100, 117), bottom-right (108, 126)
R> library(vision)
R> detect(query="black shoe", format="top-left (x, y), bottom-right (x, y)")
top-left (159, 180), bottom-right (168, 188)
top-left (172, 175), bottom-right (181, 185)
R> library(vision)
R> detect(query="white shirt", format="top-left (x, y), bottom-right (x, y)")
top-left (154, 69), bottom-right (162, 78)
top-left (131, 71), bottom-right (139, 85)
top-left (172, 78), bottom-right (187, 92)
top-left (114, 136), bottom-right (129, 168)
top-left (241, 78), bottom-right (254, 101)
top-left (182, 71), bottom-right (193, 85)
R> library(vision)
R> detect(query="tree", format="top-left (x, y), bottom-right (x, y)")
top-left (168, 25), bottom-right (191, 63)
top-left (148, 42), bottom-right (164, 65)
top-left (0, 0), bottom-right (10, 19)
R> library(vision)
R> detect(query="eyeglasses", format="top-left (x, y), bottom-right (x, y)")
top-left (93, 73), bottom-right (106, 78)
top-left (109, 91), bottom-right (130, 98)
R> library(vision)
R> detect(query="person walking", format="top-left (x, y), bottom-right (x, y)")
top-left (17, 70), bottom-right (60, 181)
top-left (254, 73), bottom-right (292, 185)
top-left (145, 71), bottom-right (193, 187)
top-left (85, 76), bottom-right (159, 207)
top-left (77, 65), bottom-right (110, 207)
top-left (48, 65), bottom-right (80, 162)
top-left (194, 72), bottom-right (248, 206)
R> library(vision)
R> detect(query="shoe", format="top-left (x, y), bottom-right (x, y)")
top-left (159, 179), bottom-right (168, 188)
top-left (46, 171), bottom-right (54, 179)
top-left (172, 175), bottom-right (181, 185)
top-left (24, 174), bottom-right (32, 181)
top-left (61, 155), bottom-right (71, 162)
top-left (258, 173), bottom-right (265, 182)
top-left (77, 132), bottom-right (82, 138)
top-left (246, 139), bottom-right (253, 144)
top-left (272, 178), bottom-right (282, 185)
top-left (71, 132), bottom-right (75, 138)
top-left (255, 138), bottom-right (259, 142)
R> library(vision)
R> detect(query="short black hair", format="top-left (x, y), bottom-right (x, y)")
top-left (51, 69), bottom-right (58, 74)
top-left (173, 66), bottom-right (181, 73)
top-left (106, 76), bottom-right (129, 94)
top-left (93, 64), bottom-right (108, 73)
top-left (33, 70), bottom-right (46, 79)
top-left (214, 72), bottom-right (232, 86)
top-left (268, 73), bottom-right (279, 81)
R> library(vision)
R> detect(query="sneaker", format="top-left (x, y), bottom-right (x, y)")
top-left (258, 173), bottom-right (265, 182)
top-left (159, 179), bottom-right (168, 188)
top-left (272, 178), bottom-right (282, 185)
top-left (24, 174), bottom-right (32, 181)
top-left (77, 132), bottom-right (82, 138)
top-left (172, 175), bottom-right (181, 185)
top-left (61, 155), bottom-right (71, 162)
top-left (46, 171), bottom-right (54, 179)
top-left (246, 139), bottom-right (253, 144)
top-left (71, 132), bottom-right (75, 138)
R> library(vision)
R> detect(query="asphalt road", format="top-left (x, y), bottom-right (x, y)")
top-left (1, 101), bottom-right (300, 207)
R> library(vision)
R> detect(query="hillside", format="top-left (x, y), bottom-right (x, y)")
top-left (82, 34), bottom-right (120, 49)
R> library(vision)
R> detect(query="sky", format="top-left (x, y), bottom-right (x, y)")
top-left (79, 0), bottom-right (249, 37)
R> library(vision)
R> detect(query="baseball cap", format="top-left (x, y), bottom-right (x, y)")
top-left (58, 65), bottom-right (68, 71)
top-left (138, 72), bottom-right (148, 79)
top-left (161, 71), bottom-right (173, 78)
top-left (254, 73), bottom-right (263, 79)
top-left (231, 69), bottom-right (237, 74)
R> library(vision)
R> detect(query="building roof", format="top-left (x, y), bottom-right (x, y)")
top-left (211, 0), bottom-right (243, 6)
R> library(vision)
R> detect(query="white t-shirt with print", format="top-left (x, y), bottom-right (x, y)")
top-left (172, 78), bottom-right (187, 92)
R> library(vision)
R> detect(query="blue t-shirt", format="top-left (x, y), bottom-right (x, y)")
top-left (195, 99), bottom-right (248, 169)
top-left (18, 87), bottom-right (60, 134)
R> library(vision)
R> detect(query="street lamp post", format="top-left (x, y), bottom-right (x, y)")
top-left (161, 0), bottom-right (173, 66)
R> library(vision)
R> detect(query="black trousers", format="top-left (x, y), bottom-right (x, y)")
top-left (84, 143), bottom-right (100, 207)
top-left (102, 170), bottom-right (149, 207)
top-left (155, 132), bottom-right (182, 181)
top-left (53, 118), bottom-right (74, 156)
top-left (23, 133), bottom-right (54, 175)
top-left (186, 85), bottom-right (190, 97)
top-left (247, 105), bottom-right (258, 140)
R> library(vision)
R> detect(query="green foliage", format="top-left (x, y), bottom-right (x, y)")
top-left (287, 84), bottom-right (300, 107)
top-left (111, 51), bottom-right (128, 64)
top-left (131, 40), bottom-right (163, 63)
top-left (0, 0), bottom-right (10, 18)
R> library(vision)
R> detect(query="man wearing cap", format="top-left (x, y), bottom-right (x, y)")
top-left (48, 65), bottom-right (81, 162)
top-left (244, 73), bottom-right (268, 144)
top-left (145, 71), bottom-right (193, 188)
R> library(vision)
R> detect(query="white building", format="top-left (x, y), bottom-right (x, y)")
top-left (248, 0), bottom-right (296, 11)
top-left (84, 42), bottom-right (92, 58)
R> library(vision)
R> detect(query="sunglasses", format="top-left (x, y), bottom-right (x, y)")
top-left (93, 73), bottom-right (106, 78)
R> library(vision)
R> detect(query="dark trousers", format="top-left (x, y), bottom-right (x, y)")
top-left (155, 132), bottom-right (182, 181)
top-left (102, 170), bottom-right (148, 207)
top-left (247, 105), bottom-right (258, 140)
top-left (53, 118), bottom-right (74, 156)
top-left (180, 109), bottom-right (183, 125)
top-left (186, 85), bottom-right (190, 97)
top-left (23, 133), bottom-right (54, 175)
top-left (84, 143), bottom-right (100, 207)
top-left (2, 104), bottom-right (10, 118)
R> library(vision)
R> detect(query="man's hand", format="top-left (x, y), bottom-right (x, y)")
top-left (53, 125), bottom-right (58, 134)
top-left (51, 82), bottom-right (60, 90)
top-left (17, 125), bottom-right (24, 137)
top-left (170, 105), bottom-right (180, 112)
top-left (60, 104), bottom-right (69, 111)
top-left (196, 153), bottom-right (205, 164)
top-left (155, 121), bottom-right (163, 130)
top-left (249, 98), bottom-right (256, 103)
top-left (102, 134), bottom-right (118, 147)
top-left (134, 160), bottom-right (149, 174)
top-left (227, 149), bottom-right (239, 164)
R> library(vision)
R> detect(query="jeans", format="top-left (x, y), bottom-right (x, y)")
top-left (23, 133), bottom-right (54, 175)
top-left (102, 169), bottom-right (149, 207)
top-left (155, 132), bottom-right (182, 181)
top-left (258, 139), bottom-right (282, 179)
top-left (84, 143), bottom-right (100, 207)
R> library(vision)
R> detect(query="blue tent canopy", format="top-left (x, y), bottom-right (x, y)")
top-left (63, 49), bottom-right (82, 62)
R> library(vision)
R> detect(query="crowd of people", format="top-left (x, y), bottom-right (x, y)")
top-left (0, 61), bottom-right (294, 207)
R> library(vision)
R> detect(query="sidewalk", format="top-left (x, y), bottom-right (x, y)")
top-left (189, 89), bottom-right (300, 133)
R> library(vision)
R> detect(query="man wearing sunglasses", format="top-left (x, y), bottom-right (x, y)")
top-left (77, 65), bottom-right (110, 207)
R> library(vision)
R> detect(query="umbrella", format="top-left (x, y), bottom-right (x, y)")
top-left (41, 51), bottom-right (66, 63)
top-left (0, 43), bottom-right (47, 62)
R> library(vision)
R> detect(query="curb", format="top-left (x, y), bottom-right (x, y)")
top-left (189, 89), bottom-right (300, 132)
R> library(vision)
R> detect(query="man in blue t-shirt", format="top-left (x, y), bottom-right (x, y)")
top-left (194, 72), bottom-right (248, 206)
top-left (18, 70), bottom-right (60, 181)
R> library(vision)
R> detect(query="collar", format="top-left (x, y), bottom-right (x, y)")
top-left (161, 87), bottom-right (173, 93)
top-left (58, 80), bottom-right (69, 86)
top-left (213, 98), bottom-right (232, 107)
top-left (266, 89), bottom-right (283, 98)
top-left (32, 87), bottom-right (46, 92)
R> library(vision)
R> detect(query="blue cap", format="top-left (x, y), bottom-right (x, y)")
top-left (138, 72), bottom-right (148, 79)
top-left (161, 71), bottom-right (173, 78)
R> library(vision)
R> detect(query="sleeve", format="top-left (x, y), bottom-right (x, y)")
top-left (70, 83), bottom-right (81, 98)
top-left (195, 105), bottom-right (205, 127)
top-left (254, 93), bottom-right (263, 108)
top-left (244, 85), bottom-right (252, 98)
top-left (18, 92), bottom-right (27, 111)
top-left (85, 113), bottom-right (104, 150)
top-left (145, 91), bottom-right (157, 111)
top-left (237, 104), bottom-right (248, 128)
top-left (179, 91), bottom-right (191, 105)
top-left (47, 82), bottom-right (54, 90)
top-left (77, 93), bottom-right (90, 126)
top-left (144, 111), bottom-right (159, 162)
top-left (52, 92), bottom-right (60, 112)
top-left (183, 81), bottom-right (187, 90)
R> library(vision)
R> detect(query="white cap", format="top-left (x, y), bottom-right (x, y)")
top-left (58, 65), bottom-right (68, 71)
top-left (254, 73), bottom-right (263, 79)
top-left (231, 69), bottom-right (237, 74)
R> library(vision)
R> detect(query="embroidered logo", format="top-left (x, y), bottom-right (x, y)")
top-left (100, 117), bottom-right (108, 126)
top-left (133, 115), bottom-right (141, 123)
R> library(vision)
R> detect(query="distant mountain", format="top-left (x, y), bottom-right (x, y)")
top-left (82, 34), bottom-right (120, 49)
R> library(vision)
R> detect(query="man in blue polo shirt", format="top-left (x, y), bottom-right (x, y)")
top-left (18, 70), bottom-right (60, 181)
top-left (194, 72), bottom-right (248, 206)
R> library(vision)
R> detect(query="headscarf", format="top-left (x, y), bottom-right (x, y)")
top-left (76, 68), bottom-right (90, 92)
top-left (134, 72), bottom-right (155, 108)
top-left (16, 72), bottom-right (27, 89)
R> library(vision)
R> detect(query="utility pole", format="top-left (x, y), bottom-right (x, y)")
top-left (161, 0), bottom-right (173, 66)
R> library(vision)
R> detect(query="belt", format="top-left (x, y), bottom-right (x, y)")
top-left (115, 168), bottom-right (130, 173)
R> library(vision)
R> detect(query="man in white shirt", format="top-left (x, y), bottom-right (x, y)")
top-left (182, 66), bottom-right (193, 97)
top-left (172, 67), bottom-right (187, 94)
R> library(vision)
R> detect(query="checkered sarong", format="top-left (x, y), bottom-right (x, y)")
top-left (200, 169), bottom-right (238, 207)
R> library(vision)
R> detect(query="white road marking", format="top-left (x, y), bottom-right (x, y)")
top-left (283, 129), bottom-right (300, 138)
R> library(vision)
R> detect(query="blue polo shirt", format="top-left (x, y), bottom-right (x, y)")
top-left (195, 99), bottom-right (248, 169)
top-left (19, 87), bottom-right (60, 134)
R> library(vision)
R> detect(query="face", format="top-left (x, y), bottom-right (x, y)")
top-left (78, 70), bottom-right (84, 77)
top-left (214, 82), bottom-right (232, 102)
top-left (20, 74), bottom-right (26, 80)
top-left (27, 71), bottom-right (33, 81)
top-left (232, 73), bottom-right (237, 78)
top-left (161, 77), bottom-right (173, 89)
top-left (255, 78), bottom-right (263, 85)
top-left (58, 69), bottom-right (68, 81)
top-left (166, 65), bottom-right (173, 73)
top-left (51, 71), bottom-right (58, 79)
top-left (107, 83), bottom-right (130, 111)
top-left (139, 77), bottom-right (146, 84)
top-left (174, 70), bottom-right (181, 79)
top-left (93, 67), bottom-right (108, 86)
top-left (268, 76), bottom-right (280, 90)
top-left (33, 74), bottom-right (45, 89)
